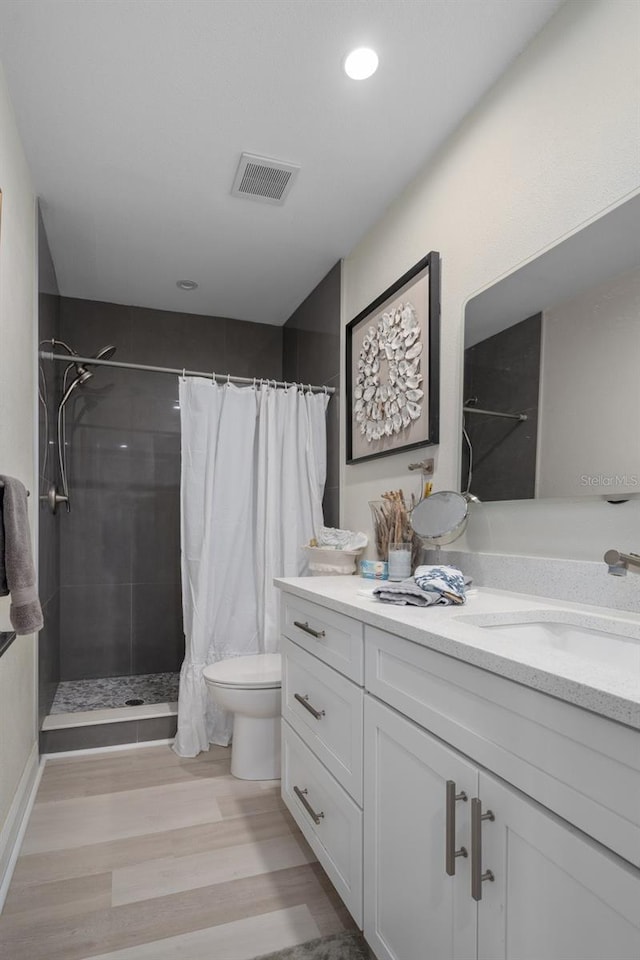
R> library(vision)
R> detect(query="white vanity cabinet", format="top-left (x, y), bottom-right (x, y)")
top-left (279, 594), bottom-right (364, 924)
top-left (365, 696), bottom-right (640, 960)
top-left (276, 583), bottom-right (640, 960)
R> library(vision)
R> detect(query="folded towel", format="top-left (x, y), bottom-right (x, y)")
top-left (373, 565), bottom-right (467, 607)
top-left (0, 476), bottom-right (44, 634)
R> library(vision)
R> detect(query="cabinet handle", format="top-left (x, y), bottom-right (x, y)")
top-left (294, 693), bottom-right (326, 720)
top-left (293, 620), bottom-right (326, 639)
top-left (445, 780), bottom-right (468, 876)
top-left (471, 798), bottom-right (495, 901)
top-left (293, 786), bottom-right (325, 825)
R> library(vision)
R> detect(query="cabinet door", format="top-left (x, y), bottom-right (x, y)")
top-left (476, 771), bottom-right (640, 960)
top-left (364, 696), bottom-right (477, 960)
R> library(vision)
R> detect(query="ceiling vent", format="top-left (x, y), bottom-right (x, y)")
top-left (231, 153), bottom-right (300, 205)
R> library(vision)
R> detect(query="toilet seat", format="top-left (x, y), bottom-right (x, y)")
top-left (203, 653), bottom-right (281, 690)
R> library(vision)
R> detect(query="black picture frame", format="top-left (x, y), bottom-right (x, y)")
top-left (346, 252), bottom-right (440, 464)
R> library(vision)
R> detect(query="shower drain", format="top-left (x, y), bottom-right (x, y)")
top-left (125, 698), bottom-right (144, 706)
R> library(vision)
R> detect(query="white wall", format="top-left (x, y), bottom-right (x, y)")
top-left (0, 59), bottom-right (38, 858)
top-left (537, 265), bottom-right (640, 499)
top-left (341, 0), bottom-right (640, 560)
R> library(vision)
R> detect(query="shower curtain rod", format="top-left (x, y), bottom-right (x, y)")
top-left (463, 405), bottom-right (527, 422)
top-left (39, 352), bottom-right (336, 395)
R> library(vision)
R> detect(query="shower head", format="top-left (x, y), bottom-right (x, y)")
top-left (94, 345), bottom-right (116, 362)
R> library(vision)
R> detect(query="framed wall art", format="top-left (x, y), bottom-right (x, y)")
top-left (346, 252), bottom-right (440, 464)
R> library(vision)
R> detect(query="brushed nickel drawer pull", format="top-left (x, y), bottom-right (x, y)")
top-left (445, 779), bottom-right (468, 876)
top-left (293, 620), bottom-right (326, 639)
top-left (293, 785), bottom-right (325, 825)
top-left (294, 693), bottom-right (326, 720)
top-left (471, 797), bottom-right (495, 901)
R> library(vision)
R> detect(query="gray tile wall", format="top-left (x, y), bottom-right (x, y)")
top-left (461, 314), bottom-right (541, 501)
top-left (58, 298), bottom-right (283, 681)
top-left (37, 207), bottom-right (61, 725)
top-left (283, 262), bottom-right (341, 526)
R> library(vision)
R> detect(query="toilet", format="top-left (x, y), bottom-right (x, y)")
top-left (203, 653), bottom-right (281, 781)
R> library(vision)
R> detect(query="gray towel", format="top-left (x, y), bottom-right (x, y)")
top-left (373, 565), bottom-right (469, 607)
top-left (0, 476), bottom-right (44, 635)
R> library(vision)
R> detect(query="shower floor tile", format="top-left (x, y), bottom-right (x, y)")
top-left (51, 672), bottom-right (180, 714)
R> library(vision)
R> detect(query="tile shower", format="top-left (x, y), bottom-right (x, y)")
top-left (37, 218), bottom-right (341, 748)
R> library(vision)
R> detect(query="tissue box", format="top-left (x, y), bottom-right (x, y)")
top-left (360, 559), bottom-right (389, 580)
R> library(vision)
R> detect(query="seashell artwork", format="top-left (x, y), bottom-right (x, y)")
top-left (406, 388), bottom-right (424, 402)
top-left (353, 297), bottom-right (425, 446)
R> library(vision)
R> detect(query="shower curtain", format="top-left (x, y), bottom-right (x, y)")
top-left (174, 379), bottom-right (329, 757)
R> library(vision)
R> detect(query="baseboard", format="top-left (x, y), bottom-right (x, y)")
top-left (0, 742), bottom-right (43, 913)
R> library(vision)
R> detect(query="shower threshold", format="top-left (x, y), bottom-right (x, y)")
top-left (41, 672), bottom-right (179, 753)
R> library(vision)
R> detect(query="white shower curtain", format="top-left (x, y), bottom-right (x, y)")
top-left (174, 379), bottom-right (329, 757)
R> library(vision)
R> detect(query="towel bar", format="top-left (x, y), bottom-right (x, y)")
top-left (0, 480), bottom-right (30, 497)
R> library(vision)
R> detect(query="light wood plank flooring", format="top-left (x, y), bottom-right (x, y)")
top-left (0, 744), bottom-right (355, 960)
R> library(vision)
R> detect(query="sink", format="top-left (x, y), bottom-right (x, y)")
top-left (455, 611), bottom-right (640, 673)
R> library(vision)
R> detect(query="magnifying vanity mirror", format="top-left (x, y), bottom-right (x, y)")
top-left (410, 490), bottom-right (469, 546)
top-left (461, 194), bottom-right (640, 504)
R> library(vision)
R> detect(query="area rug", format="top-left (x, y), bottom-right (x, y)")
top-left (254, 930), bottom-right (371, 960)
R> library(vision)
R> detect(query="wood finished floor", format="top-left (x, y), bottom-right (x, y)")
top-left (0, 744), bottom-right (356, 960)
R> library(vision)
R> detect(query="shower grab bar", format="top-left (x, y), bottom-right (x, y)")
top-left (39, 352), bottom-right (336, 396)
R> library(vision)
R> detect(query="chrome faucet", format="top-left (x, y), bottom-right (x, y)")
top-left (604, 549), bottom-right (640, 576)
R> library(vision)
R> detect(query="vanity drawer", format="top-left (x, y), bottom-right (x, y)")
top-left (282, 720), bottom-right (363, 925)
top-left (365, 625), bottom-right (640, 867)
top-left (282, 637), bottom-right (363, 804)
top-left (281, 594), bottom-right (363, 683)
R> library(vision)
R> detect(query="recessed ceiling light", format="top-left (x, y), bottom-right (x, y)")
top-left (344, 47), bottom-right (378, 81)
top-left (176, 279), bottom-right (198, 291)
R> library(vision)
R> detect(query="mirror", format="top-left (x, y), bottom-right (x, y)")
top-left (462, 194), bottom-right (640, 503)
top-left (410, 491), bottom-right (468, 545)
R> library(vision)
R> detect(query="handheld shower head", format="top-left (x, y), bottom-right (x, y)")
top-left (74, 365), bottom-right (93, 385)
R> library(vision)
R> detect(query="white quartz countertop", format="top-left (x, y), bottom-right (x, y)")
top-left (274, 576), bottom-right (640, 729)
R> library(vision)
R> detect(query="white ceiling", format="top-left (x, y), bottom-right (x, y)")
top-left (0, 0), bottom-right (563, 325)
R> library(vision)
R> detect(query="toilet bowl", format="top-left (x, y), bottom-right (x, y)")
top-left (203, 653), bottom-right (281, 781)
